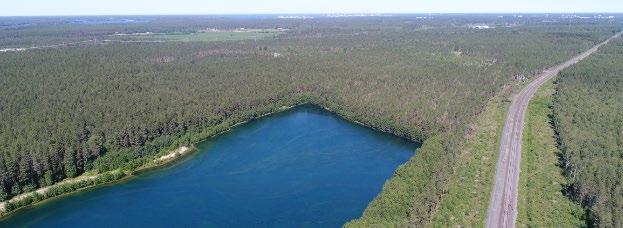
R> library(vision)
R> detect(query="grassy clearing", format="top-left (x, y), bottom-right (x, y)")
top-left (517, 79), bottom-right (585, 227)
top-left (428, 94), bottom-right (510, 226)
top-left (131, 31), bottom-right (282, 42)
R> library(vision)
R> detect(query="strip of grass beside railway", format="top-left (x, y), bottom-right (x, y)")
top-left (516, 79), bottom-right (585, 226)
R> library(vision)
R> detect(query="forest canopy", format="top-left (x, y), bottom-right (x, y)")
top-left (553, 38), bottom-right (623, 227)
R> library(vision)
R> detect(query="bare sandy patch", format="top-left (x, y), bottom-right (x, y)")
top-left (155, 146), bottom-right (190, 163)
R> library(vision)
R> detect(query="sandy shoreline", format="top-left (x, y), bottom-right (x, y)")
top-left (0, 146), bottom-right (191, 215)
top-left (0, 174), bottom-right (100, 213)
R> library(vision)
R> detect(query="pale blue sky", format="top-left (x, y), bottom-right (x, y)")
top-left (2, 0), bottom-right (623, 16)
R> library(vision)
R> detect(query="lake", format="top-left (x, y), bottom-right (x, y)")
top-left (0, 105), bottom-right (419, 227)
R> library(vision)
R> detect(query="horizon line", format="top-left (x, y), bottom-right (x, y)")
top-left (2, 12), bottom-right (623, 17)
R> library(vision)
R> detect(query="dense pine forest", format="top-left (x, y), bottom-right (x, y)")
top-left (553, 38), bottom-right (623, 227)
top-left (0, 15), bottom-right (621, 225)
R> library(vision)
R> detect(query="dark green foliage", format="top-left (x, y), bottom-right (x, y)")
top-left (0, 188), bottom-right (7, 201)
top-left (0, 15), bottom-right (620, 225)
top-left (553, 38), bottom-right (623, 227)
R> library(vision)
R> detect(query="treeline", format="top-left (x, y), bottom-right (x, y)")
top-left (0, 15), bottom-right (620, 225)
top-left (552, 38), bottom-right (623, 227)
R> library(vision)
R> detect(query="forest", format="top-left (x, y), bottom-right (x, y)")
top-left (552, 38), bottom-right (623, 227)
top-left (0, 14), bottom-right (621, 225)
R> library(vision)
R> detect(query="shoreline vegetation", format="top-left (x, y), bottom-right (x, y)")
top-left (0, 170), bottom-right (126, 218)
top-left (0, 145), bottom-right (201, 219)
top-left (0, 104), bottom-right (297, 219)
top-left (0, 146), bottom-right (198, 219)
top-left (0, 101), bottom-right (423, 220)
top-left (0, 144), bottom-right (203, 219)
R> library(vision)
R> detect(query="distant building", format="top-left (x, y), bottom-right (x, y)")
top-left (199, 28), bottom-right (219, 33)
top-left (470, 24), bottom-right (491, 29)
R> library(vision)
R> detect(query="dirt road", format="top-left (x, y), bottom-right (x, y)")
top-left (485, 31), bottom-right (623, 228)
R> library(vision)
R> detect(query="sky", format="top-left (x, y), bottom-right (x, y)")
top-left (2, 0), bottom-right (623, 16)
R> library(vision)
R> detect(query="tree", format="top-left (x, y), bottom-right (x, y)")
top-left (0, 187), bottom-right (7, 201)
top-left (64, 148), bottom-right (77, 178)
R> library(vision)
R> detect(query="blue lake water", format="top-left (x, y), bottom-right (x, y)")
top-left (0, 105), bottom-right (419, 227)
